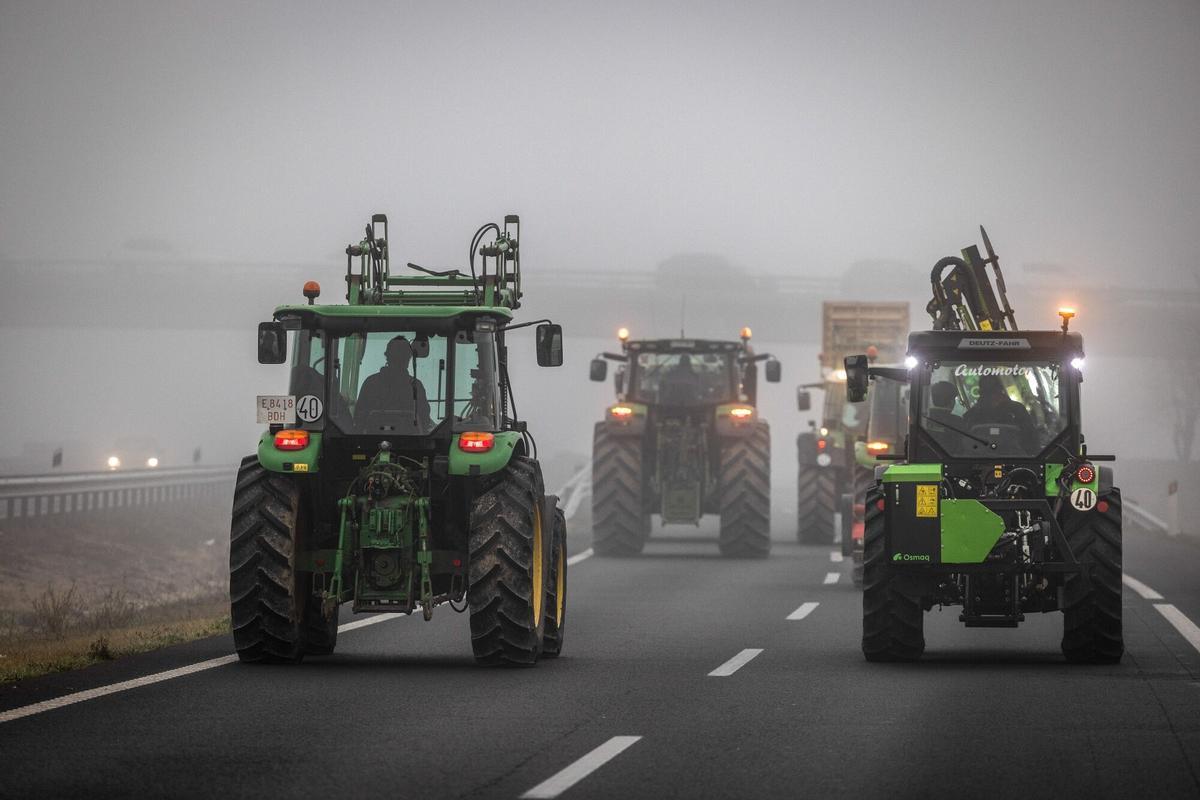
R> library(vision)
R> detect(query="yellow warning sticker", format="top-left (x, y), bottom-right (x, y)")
top-left (916, 484), bottom-right (938, 518)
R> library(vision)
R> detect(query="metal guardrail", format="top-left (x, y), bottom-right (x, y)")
top-left (556, 465), bottom-right (592, 522)
top-left (1125, 499), bottom-right (1169, 535)
top-left (0, 465), bottom-right (237, 521)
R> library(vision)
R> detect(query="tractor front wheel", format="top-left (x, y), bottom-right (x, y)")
top-left (718, 422), bottom-right (771, 558)
top-left (591, 423), bottom-right (650, 556)
top-left (542, 505), bottom-right (568, 658)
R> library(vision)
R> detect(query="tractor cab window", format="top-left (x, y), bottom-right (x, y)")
top-left (321, 329), bottom-right (499, 436)
top-left (630, 351), bottom-right (736, 405)
top-left (918, 361), bottom-right (1066, 458)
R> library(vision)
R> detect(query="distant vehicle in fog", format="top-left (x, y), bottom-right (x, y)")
top-left (107, 436), bottom-right (162, 470)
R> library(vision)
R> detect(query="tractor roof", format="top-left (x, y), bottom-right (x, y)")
top-left (626, 338), bottom-right (745, 354)
top-left (273, 303), bottom-right (512, 331)
top-left (908, 330), bottom-right (1083, 357)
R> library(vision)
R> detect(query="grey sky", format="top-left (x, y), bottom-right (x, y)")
top-left (2, 0), bottom-right (1198, 285)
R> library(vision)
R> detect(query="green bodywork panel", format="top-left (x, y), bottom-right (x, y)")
top-left (940, 499), bottom-right (1006, 563)
top-left (447, 430), bottom-right (522, 476)
top-left (257, 430), bottom-right (322, 473)
top-left (274, 303), bottom-right (514, 321)
top-left (1045, 463), bottom-right (1099, 496)
top-left (882, 463), bottom-right (943, 483)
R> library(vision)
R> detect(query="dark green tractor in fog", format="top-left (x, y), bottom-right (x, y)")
top-left (588, 327), bottom-right (781, 557)
top-left (846, 229), bottom-right (1121, 663)
top-left (233, 213), bottom-right (568, 665)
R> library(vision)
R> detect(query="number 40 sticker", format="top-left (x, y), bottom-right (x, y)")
top-left (1070, 487), bottom-right (1097, 512)
top-left (297, 395), bottom-right (324, 423)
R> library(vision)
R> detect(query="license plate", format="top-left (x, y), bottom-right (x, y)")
top-left (256, 395), bottom-right (296, 424)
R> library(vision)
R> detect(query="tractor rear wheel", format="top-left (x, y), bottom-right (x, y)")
top-left (1061, 488), bottom-right (1124, 664)
top-left (229, 455), bottom-right (307, 664)
top-left (468, 457), bottom-right (550, 666)
top-left (718, 422), bottom-right (771, 558)
top-left (542, 505), bottom-right (568, 658)
top-left (796, 433), bottom-right (836, 544)
top-left (591, 422), bottom-right (650, 556)
top-left (839, 492), bottom-right (855, 557)
top-left (862, 483), bottom-right (924, 661)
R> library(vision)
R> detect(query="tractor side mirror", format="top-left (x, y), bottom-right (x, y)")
top-left (411, 335), bottom-right (430, 358)
top-left (257, 321), bottom-right (287, 364)
top-left (536, 323), bottom-right (564, 367)
top-left (765, 358), bottom-right (781, 383)
top-left (590, 358), bottom-right (607, 381)
top-left (845, 355), bottom-right (869, 403)
top-left (796, 389), bottom-right (811, 411)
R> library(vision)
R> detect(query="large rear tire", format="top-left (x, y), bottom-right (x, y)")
top-left (468, 457), bottom-right (550, 666)
top-left (229, 455), bottom-right (307, 664)
top-left (862, 483), bottom-right (924, 661)
top-left (542, 506), bottom-right (568, 658)
top-left (1061, 488), bottom-right (1123, 664)
top-left (591, 422), bottom-right (650, 556)
top-left (718, 422), bottom-right (772, 558)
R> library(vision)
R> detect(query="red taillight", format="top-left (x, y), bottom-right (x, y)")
top-left (876, 498), bottom-right (885, 511)
top-left (1075, 463), bottom-right (1096, 484)
top-left (1097, 499), bottom-right (1109, 514)
top-left (729, 406), bottom-right (754, 420)
top-left (274, 429), bottom-right (309, 451)
top-left (610, 405), bottom-right (634, 419)
top-left (458, 431), bottom-right (495, 452)
top-left (817, 439), bottom-right (827, 451)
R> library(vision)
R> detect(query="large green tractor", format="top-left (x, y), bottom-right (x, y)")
top-left (845, 229), bottom-right (1121, 663)
top-left (588, 328), bottom-right (781, 557)
top-left (231, 213), bottom-right (568, 666)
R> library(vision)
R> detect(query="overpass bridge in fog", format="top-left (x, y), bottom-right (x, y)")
top-left (2, 258), bottom-right (1197, 356)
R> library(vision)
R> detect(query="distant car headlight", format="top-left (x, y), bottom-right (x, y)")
top-left (107, 456), bottom-right (121, 469)
top-left (146, 457), bottom-right (159, 468)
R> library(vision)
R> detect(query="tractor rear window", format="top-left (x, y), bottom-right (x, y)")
top-left (308, 330), bottom-right (499, 435)
top-left (918, 361), bottom-right (1066, 457)
top-left (630, 352), bottom-right (737, 405)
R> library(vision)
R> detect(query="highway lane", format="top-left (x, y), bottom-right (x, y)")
top-left (1, 522), bottom-right (1198, 799)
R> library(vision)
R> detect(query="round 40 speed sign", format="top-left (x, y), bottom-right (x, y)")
top-left (297, 395), bottom-right (324, 423)
top-left (1070, 486), bottom-right (1097, 512)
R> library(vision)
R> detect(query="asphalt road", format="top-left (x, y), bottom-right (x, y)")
top-left (2, 522), bottom-right (1199, 799)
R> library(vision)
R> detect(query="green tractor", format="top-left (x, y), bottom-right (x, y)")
top-left (845, 229), bottom-right (1121, 663)
top-left (588, 327), bottom-right (781, 557)
top-left (231, 213), bottom-right (568, 666)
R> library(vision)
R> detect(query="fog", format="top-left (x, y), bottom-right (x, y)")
top-left (1, 1), bottom-right (1198, 500)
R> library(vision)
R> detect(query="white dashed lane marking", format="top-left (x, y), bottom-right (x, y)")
top-left (567, 548), bottom-right (594, 567)
top-left (1122, 573), bottom-right (1163, 600)
top-left (787, 602), bottom-right (820, 621)
top-left (521, 736), bottom-right (643, 799)
top-left (708, 648), bottom-right (764, 677)
top-left (830, 551), bottom-right (844, 563)
top-left (1155, 604), bottom-right (1200, 656)
top-left (823, 572), bottom-right (840, 585)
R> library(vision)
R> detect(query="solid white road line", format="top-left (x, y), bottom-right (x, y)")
top-left (823, 572), bottom-right (840, 585)
top-left (1122, 573), bottom-right (1164, 601)
top-left (567, 548), bottom-right (594, 567)
top-left (830, 551), bottom-right (844, 563)
top-left (1154, 604), bottom-right (1200, 656)
top-left (521, 736), bottom-right (642, 799)
top-left (787, 602), bottom-right (820, 621)
top-left (708, 648), bottom-right (764, 677)
top-left (0, 655), bottom-right (238, 725)
top-left (0, 612), bottom-right (401, 725)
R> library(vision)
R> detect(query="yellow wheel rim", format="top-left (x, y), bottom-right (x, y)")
top-left (532, 504), bottom-right (544, 625)
top-left (555, 535), bottom-right (565, 623)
